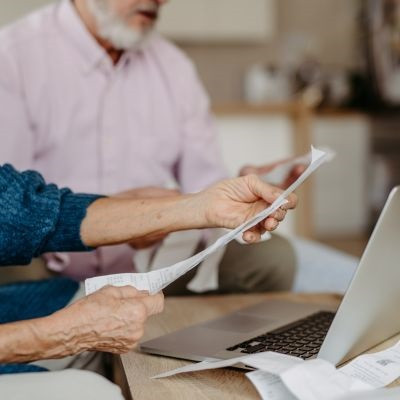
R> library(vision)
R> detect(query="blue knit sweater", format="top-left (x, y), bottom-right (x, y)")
top-left (0, 164), bottom-right (102, 374)
top-left (0, 164), bottom-right (101, 266)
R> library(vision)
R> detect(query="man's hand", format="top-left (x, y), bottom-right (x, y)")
top-left (240, 160), bottom-right (306, 189)
top-left (82, 177), bottom-right (296, 249)
top-left (195, 174), bottom-right (297, 243)
top-left (52, 286), bottom-right (164, 355)
top-left (117, 187), bottom-right (180, 249)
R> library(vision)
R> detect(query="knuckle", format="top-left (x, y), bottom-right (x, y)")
top-left (121, 285), bottom-right (139, 297)
top-left (98, 285), bottom-right (111, 293)
top-left (247, 173), bottom-right (258, 182)
top-left (101, 285), bottom-right (120, 297)
top-left (266, 218), bottom-right (279, 231)
top-left (133, 302), bottom-right (148, 323)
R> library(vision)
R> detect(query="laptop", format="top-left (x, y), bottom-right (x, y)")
top-left (140, 186), bottom-right (400, 367)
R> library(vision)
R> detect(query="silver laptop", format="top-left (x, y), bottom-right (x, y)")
top-left (141, 186), bottom-right (400, 366)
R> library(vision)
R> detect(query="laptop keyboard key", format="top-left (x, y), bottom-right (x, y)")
top-left (242, 343), bottom-right (266, 354)
top-left (225, 311), bottom-right (335, 357)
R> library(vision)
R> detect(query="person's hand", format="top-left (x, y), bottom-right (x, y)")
top-left (195, 175), bottom-right (297, 243)
top-left (240, 160), bottom-right (306, 189)
top-left (57, 286), bottom-right (164, 354)
top-left (116, 187), bottom-right (180, 249)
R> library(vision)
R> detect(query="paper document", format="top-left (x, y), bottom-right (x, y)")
top-left (149, 230), bottom-right (202, 271)
top-left (244, 352), bottom-right (304, 374)
top-left (340, 341), bottom-right (400, 388)
top-left (85, 196), bottom-right (286, 295)
top-left (280, 359), bottom-right (372, 400)
top-left (152, 351), bottom-right (302, 379)
top-left (262, 147), bottom-right (335, 186)
top-left (85, 146), bottom-right (329, 296)
top-left (186, 228), bottom-right (227, 292)
top-left (152, 341), bottom-right (400, 400)
top-left (246, 370), bottom-right (296, 400)
top-left (338, 387), bottom-right (400, 400)
top-left (280, 340), bottom-right (400, 400)
top-left (152, 357), bottom-right (243, 379)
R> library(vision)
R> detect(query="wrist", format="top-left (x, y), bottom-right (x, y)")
top-left (129, 193), bottom-right (209, 234)
top-left (81, 192), bottom-right (212, 248)
top-left (45, 304), bottom-right (90, 356)
top-left (174, 193), bottom-right (210, 230)
top-left (27, 307), bottom-right (88, 360)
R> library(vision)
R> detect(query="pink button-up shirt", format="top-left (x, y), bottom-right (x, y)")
top-left (0, 0), bottom-right (226, 280)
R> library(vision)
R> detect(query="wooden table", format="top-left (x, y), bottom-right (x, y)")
top-left (121, 293), bottom-right (400, 399)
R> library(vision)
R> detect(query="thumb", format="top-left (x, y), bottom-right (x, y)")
top-left (240, 165), bottom-right (259, 176)
top-left (139, 292), bottom-right (164, 316)
top-left (245, 175), bottom-right (284, 204)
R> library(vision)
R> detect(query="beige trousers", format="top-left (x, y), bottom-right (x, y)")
top-left (164, 233), bottom-right (296, 295)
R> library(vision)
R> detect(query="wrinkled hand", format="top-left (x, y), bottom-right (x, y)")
top-left (240, 160), bottom-right (306, 189)
top-left (197, 175), bottom-right (297, 243)
top-left (62, 286), bottom-right (164, 354)
top-left (117, 187), bottom-right (180, 249)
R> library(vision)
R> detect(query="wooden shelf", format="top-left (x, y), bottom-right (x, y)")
top-left (213, 102), bottom-right (367, 118)
top-left (213, 102), bottom-right (310, 117)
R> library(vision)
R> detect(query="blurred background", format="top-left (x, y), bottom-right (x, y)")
top-left (2, 0), bottom-right (400, 257)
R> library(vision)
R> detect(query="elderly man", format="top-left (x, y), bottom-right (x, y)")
top-left (0, 163), bottom-right (296, 397)
top-left (0, 0), bottom-right (296, 294)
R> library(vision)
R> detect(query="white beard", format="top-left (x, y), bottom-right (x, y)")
top-left (87, 0), bottom-right (151, 50)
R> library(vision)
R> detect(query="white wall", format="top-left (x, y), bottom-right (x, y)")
top-left (180, 0), bottom-right (362, 103)
top-left (216, 115), bottom-right (296, 236)
top-left (0, 0), bottom-right (54, 27)
top-left (215, 113), bottom-right (371, 238)
top-left (312, 116), bottom-right (371, 237)
top-left (158, 0), bottom-right (276, 42)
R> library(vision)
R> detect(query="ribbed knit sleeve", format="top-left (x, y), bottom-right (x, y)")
top-left (0, 164), bottom-right (102, 266)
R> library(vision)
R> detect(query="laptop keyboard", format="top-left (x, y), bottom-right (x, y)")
top-left (226, 311), bottom-right (335, 360)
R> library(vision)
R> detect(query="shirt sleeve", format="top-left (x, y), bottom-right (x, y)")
top-left (0, 164), bottom-right (101, 266)
top-left (175, 61), bottom-right (228, 194)
top-left (0, 42), bottom-right (35, 170)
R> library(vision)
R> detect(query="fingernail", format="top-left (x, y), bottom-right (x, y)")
top-left (245, 232), bottom-right (255, 242)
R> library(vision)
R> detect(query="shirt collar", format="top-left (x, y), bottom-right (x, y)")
top-left (56, 0), bottom-right (126, 74)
